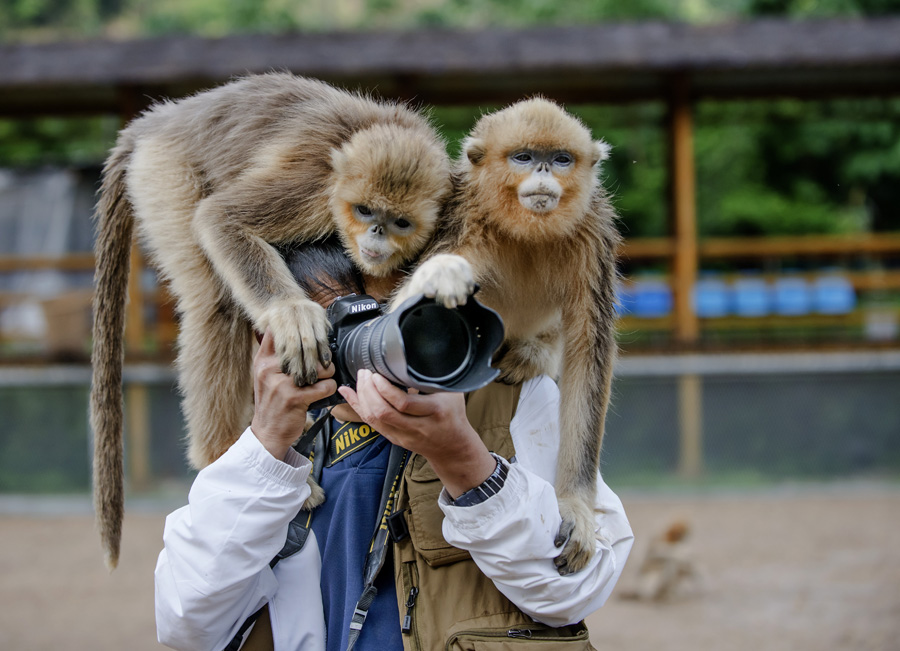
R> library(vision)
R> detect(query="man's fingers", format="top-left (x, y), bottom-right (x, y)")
top-left (338, 386), bottom-right (359, 411)
top-left (371, 374), bottom-right (434, 417)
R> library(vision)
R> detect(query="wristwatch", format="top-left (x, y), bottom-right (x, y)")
top-left (449, 453), bottom-right (509, 507)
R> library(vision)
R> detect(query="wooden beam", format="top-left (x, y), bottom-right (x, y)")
top-left (619, 234), bottom-right (900, 261)
top-left (699, 233), bottom-right (900, 257)
top-left (620, 270), bottom-right (900, 292)
top-left (669, 75), bottom-right (699, 343)
top-left (617, 238), bottom-right (677, 260)
top-left (0, 253), bottom-right (95, 271)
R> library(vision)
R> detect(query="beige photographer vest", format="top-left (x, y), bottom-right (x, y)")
top-left (390, 381), bottom-right (595, 651)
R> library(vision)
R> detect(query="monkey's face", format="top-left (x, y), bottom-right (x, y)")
top-left (462, 99), bottom-right (609, 241)
top-left (330, 124), bottom-right (451, 276)
top-left (346, 204), bottom-right (418, 271)
top-left (508, 149), bottom-right (574, 214)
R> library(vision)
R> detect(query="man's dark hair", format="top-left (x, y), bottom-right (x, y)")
top-left (280, 237), bottom-right (366, 297)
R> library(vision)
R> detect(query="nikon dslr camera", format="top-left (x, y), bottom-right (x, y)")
top-left (309, 292), bottom-right (504, 410)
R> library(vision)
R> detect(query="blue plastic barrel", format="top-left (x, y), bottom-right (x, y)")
top-left (773, 277), bottom-right (812, 316)
top-left (631, 279), bottom-right (673, 318)
top-left (732, 275), bottom-right (770, 317)
top-left (615, 284), bottom-right (635, 317)
top-left (813, 274), bottom-right (856, 314)
top-left (693, 275), bottom-right (730, 318)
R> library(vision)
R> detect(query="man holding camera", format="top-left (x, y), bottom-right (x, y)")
top-left (154, 240), bottom-right (633, 650)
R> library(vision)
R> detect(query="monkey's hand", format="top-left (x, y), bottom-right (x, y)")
top-left (494, 336), bottom-right (561, 384)
top-left (554, 495), bottom-right (598, 575)
top-left (397, 254), bottom-right (476, 309)
top-left (257, 300), bottom-right (332, 386)
top-left (296, 414), bottom-right (326, 510)
top-left (302, 476), bottom-right (326, 510)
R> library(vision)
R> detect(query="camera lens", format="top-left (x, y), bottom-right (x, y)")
top-left (400, 305), bottom-right (473, 383)
top-left (323, 292), bottom-right (503, 406)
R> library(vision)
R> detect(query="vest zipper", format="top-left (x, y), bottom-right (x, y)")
top-left (400, 562), bottom-right (422, 648)
top-left (446, 626), bottom-right (588, 648)
top-left (401, 586), bottom-right (418, 634)
top-left (507, 629), bottom-right (533, 638)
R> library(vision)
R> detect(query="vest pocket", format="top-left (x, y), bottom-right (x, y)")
top-left (407, 489), bottom-right (471, 566)
top-left (447, 624), bottom-right (595, 650)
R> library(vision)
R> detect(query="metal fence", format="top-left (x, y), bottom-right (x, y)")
top-left (1, 352), bottom-right (899, 493)
top-left (602, 351), bottom-right (900, 486)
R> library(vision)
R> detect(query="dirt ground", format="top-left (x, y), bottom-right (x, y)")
top-left (1, 482), bottom-right (898, 651)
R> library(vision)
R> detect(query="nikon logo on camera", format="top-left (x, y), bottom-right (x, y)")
top-left (349, 300), bottom-right (379, 314)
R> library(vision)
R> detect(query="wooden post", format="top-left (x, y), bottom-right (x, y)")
top-left (125, 382), bottom-right (152, 492)
top-left (125, 243), bottom-right (145, 355)
top-left (118, 86), bottom-right (150, 357)
top-left (677, 373), bottom-right (703, 479)
top-left (669, 74), bottom-right (699, 343)
top-left (118, 86), bottom-right (152, 491)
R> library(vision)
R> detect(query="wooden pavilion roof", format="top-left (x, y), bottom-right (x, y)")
top-left (1, 16), bottom-right (899, 116)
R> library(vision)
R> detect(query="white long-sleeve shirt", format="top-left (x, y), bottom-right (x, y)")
top-left (155, 375), bottom-right (634, 650)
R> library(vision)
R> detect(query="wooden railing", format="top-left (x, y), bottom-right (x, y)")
top-left (616, 233), bottom-right (900, 343)
top-left (1, 233), bottom-right (899, 358)
top-left (621, 233), bottom-right (900, 262)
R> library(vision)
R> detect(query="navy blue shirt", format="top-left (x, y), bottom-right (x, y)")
top-left (310, 423), bottom-right (401, 651)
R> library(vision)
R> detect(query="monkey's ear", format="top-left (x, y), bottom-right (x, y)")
top-left (591, 139), bottom-right (612, 167)
top-left (331, 147), bottom-right (348, 174)
top-left (463, 137), bottom-right (487, 167)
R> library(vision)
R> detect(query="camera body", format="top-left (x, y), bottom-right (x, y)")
top-left (323, 293), bottom-right (383, 391)
top-left (309, 292), bottom-right (504, 410)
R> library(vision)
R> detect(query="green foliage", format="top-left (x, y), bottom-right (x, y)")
top-left (696, 99), bottom-right (900, 236)
top-left (2, 0), bottom-right (899, 41)
top-left (2, 1), bottom-right (899, 238)
top-left (747, 0), bottom-right (900, 17)
top-left (570, 104), bottom-right (670, 238)
top-left (0, 117), bottom-right (119, 167)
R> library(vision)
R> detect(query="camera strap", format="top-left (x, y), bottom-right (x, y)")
top-left (346, 442), bottom-right (409, 651)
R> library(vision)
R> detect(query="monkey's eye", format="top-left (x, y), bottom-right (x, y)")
top-left (394, 218), bottom-right (413, 231)
top-left (511, 152), bottom-right (533, 164)
top-left (553, 153), bottom-right (574, 166)
top-left (353, 205), bottom-right (375, 220)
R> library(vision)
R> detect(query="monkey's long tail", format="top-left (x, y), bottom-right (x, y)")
top-left (89, 138), bottom-right (135, 571)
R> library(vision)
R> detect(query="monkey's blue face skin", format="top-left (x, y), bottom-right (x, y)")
top-left (352, 204), bottom-right (416, 268)
top-left (509, 149), bottom-right (575, 171)
top-left (508, 149), bottom-right (574, 213)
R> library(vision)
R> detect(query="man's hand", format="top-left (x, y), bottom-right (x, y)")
top-left (338, 370), bottom-right (496, 499)
top-left (251, 329), bottom-right (336, 460)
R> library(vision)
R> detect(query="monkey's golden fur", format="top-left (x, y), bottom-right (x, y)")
top-left (90, 73), bottom-right (450, 569)
top-left (395, 98), bottom-right (621, 574)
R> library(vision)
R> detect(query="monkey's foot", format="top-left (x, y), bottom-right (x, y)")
top-left (494, 337), bottom-right (559, 384)
top-left (495, 354), bottom-right (540, 384)
top-left (302, 476), bottom-right (325, 510)
top-left (258, 300), bottom-right (331, 386)
top-left (554, 495), bottom-right (597, 575)
top-left (405, 254), bottom-right (475, 308)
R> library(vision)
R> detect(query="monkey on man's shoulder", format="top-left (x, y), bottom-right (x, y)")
top-left (394, 97), bottom-right (622, 575)
top-left (90, 73), bottom-right (451, 569)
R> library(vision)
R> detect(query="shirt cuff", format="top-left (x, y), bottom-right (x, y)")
top-left (236, 427), bottom-right (312, 488)
top-left (438, 457), bottom-right (526, 527)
